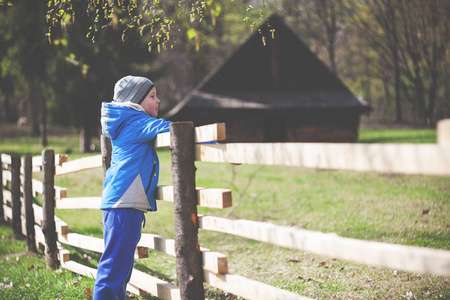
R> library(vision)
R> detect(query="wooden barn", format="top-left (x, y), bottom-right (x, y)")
top-left (164, 14), bottom-right (371, 142)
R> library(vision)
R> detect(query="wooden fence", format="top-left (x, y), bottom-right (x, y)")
top-left (1, 120), bottom-right (450, 300)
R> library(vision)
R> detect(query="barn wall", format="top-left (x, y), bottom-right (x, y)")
top-left (286, 109), bottom-right (360, 142)
top-left (168, 108), bottom-right (362, 143)
top-left (286, 122), bottom-right (358, 142)
top-left (167, 108), bottom-right (265, 142)
top-left (226, 118), bottom-right (264, 142)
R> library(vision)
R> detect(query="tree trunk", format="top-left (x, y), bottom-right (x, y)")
top-left (80, 125), bottom-right (92, 153)
top-left (426, 68), bottom-right (439, 127)
top-left (381, 72), bottom-right (391, 116)
top-left (387, 0), bottom-right (402, 122)
top-left (31, 84), bottom-right (40, 137)
top-left (445, 68), bottom-right (450, 117)
top-left (39, 89), bottom-right (48, 147)
top-left (326, 7), bottom-right (337, 74)
top-left (394, 63), bottom-right (402, 122)
top-left (1, 96), bottom-right (16, 123)
top-left (316, 0), bottom-right (340, 74)
top-left (414, 71), bottom-right (427, 125)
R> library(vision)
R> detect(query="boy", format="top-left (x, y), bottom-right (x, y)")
top-left (94, 75), bottom-right (171, 299)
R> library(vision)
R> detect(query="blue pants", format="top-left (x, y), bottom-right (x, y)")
top-left (93, 208), bottom-right (144, 300)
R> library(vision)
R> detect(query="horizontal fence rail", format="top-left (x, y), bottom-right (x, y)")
top-left (203, 270), bottom-right (312, 300)
top-left (55, 154), bottom-right (102, 175)
top-left (198, 215), bottom-right (450, 277)
top-left (195, 142), bottom-right (450, 176)
top-left (153, 122), bottom-right (226, 148)
top-left (3, 189), bottom-right (68, 235)
top-left (53, 186), bottom-right (232, 210)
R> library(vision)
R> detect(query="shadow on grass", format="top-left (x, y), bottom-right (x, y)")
top-left (133, 263), bottom-right (175, 284)
top-left (77, 225), bottom-right (104, 237)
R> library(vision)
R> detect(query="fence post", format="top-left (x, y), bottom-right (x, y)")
top-left (437, 119), bottom-right (450, 146)
top-left (101, 134), bottom-right (112, 180)
top-left (24, 155), bottom-right (37, 253)
top-left (0, 155), bottom-right (4, 224)
top-left (42, 149), bottom-right (59, 269)
top-left (170, 122), bottom-right (205, 300)
top-left (11, 155), bottom-right (22, 237)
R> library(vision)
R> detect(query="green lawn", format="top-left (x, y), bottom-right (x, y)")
top-left (0, 127), bottom-right (438, 156)
top-left (358, 128), bottom-right (436, 143)
top-left (1, 127), bottom-right (449, 299)
top-left (0, 224), bottom-right (95, 299)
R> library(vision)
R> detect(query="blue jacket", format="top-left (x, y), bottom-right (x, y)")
top-left (100, 101), bottom-right (171, 211)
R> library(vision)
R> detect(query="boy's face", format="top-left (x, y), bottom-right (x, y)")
top-left (140, 87), bottom-right (160, 117)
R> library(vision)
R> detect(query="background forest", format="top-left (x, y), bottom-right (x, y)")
top-left (0, 0), bottom-right (449, 151)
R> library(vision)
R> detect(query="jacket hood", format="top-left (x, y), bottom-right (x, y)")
top-left (101, 101), bottom-right (146, 139)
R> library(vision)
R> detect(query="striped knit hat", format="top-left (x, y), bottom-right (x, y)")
top-left (113, 75), bottom-right (154, 104)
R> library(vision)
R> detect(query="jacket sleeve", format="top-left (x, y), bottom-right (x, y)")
top-left (135, 116), bottom-right (172, 143)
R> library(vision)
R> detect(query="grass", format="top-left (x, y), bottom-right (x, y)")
top-left (0, 124), bottom-right (100, 158)
top-left (0, 125), bottom-right (449, 299)
top-left (0, 126), bottom-right (438, 156)
top-left (358, 128), bottom-right (436, 143)
top-left (0, 225), bottom-right (95, 299)
top-left (0, 135), bottom-right (79, 156)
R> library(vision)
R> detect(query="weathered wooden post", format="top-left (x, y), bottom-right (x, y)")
top-left (0, 155), bottom-right (4, 224)
top-left (170, 122), bottom-right (205, 300)
top-left (11, 155), bottom-right (22, 237)
top-left (437, 119), bottom-right (450, 146)
top-left (24, 155), bottom-right (37, 253)
top-left (42, 149), bottom-right (59, 269)
top-left (101, 134), bottom-right (112, 180)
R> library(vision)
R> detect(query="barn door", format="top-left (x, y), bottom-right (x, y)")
top-left (263, 116), bottom-right (287, 142)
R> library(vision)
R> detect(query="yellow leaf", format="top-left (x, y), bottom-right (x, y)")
top-left (215, 4), bottom-right (221, 16)
top-left (187, 28), bottom-right (196, 40)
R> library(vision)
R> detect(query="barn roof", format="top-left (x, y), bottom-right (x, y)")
top-left (165, 14), bottom-right (369, 118)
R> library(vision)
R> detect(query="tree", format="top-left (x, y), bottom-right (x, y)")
top-left (353, 0), bottom-right (450, 125)
top-left (351, 0), bottom-right (403, 121)
top-left (280, 0), bottom-right (350, 75)
top-left (0, 0), bottom-right (53, 145)
top-left (397, 0), bottom-right (449, 125)
top-left (121, 0), bottom-right (261, 111)
top-left (2, 0), bottom-right (449, 130)
top-left (45, 0), bottom-right (268, 54)
top-left (47, 0), bottom-right (157, 153)
top-left (0, 11), bottom-right (16, 124)
top-left (1, 0), bottom-right (267, 151)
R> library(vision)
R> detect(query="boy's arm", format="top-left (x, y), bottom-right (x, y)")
top-left (135, 117), bottom-right (172, 143)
